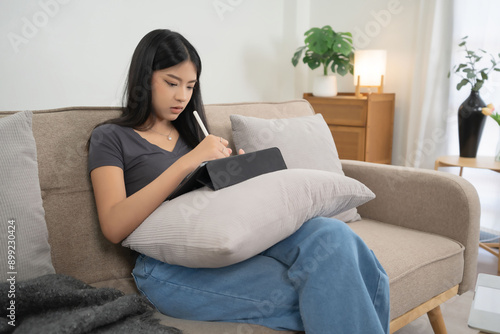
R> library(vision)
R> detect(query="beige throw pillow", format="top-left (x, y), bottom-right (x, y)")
top-left (231, 113), bottom-right (361, 222)
top-left (0, 111), bottom-right (55, 281)
top-left (122, 169), bottom-right (375, 268)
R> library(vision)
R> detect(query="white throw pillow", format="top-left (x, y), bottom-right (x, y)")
top-left (231, 113), bottom-right (361, 222)
top-left (122, 169), bottom-right (375, 268)
top-left (0, 111), bottom-right (55, 281)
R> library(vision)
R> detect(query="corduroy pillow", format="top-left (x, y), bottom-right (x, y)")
top-left (0, 111), bottom-right (55, 281)
top-left (231, 113), bottom-right (361, 222)
top-left (122, 169), bottom-right (375, 268)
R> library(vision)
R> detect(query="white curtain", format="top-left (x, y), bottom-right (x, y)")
top-left (402, 0), bottom-right (454, 169)
top-left (446, 0), bottom-right (500, 157)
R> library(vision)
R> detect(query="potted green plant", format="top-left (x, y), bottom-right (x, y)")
top-left (448, 36), bottom-right (500, 157)
top-left (292, 25), bottom-right (354, 97)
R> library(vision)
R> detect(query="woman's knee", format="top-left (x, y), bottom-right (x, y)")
top-left (303, 217), bottom-right (356, 239)
top-left (298, 217), bottom-right (370, 258)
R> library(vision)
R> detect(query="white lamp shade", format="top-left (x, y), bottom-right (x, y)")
top-left (353, 50), bottom-right (387, 86)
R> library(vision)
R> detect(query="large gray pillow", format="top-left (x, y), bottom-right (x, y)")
top-left (231, 113), bottom-right (361, 222)
top-left (122, 169), bottom-right (375, 268)
top-left (0, 111), bottom-right (55, 281)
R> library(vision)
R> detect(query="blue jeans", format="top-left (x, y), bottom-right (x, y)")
top-left (132, 217), bottom-right (390, 334)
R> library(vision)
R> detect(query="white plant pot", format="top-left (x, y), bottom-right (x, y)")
top-left (312, 75), bottom-right (337, 97)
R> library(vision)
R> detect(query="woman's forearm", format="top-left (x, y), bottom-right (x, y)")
top-left (95, 155), bottom-right (197, 244)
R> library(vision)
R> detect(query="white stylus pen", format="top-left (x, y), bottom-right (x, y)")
top-left (193, 110), bottom-right (209, 137)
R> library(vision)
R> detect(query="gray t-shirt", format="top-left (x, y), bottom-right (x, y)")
top-left (88, 124), bottom-right (191, 197)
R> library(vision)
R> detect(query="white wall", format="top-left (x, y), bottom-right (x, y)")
top-left (0, 0), bottom-right (298, 110)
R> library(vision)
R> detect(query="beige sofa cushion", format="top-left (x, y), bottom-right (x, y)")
top-left (349, 219), bottom-right (464, 319)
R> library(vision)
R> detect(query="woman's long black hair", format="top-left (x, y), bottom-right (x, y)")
top-left (88, 29), bottom-right (207, 149)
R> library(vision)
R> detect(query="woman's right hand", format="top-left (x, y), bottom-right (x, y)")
top-left (181, 135), bottom-right (232, 170)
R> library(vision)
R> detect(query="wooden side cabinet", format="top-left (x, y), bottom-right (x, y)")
top-left (303, 92), bottom-right (395, 164)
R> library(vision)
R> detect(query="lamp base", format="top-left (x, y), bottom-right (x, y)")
top-left (355, 75), bottom-right (384, 98)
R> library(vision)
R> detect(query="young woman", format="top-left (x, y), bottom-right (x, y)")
top-left (88, 29), bottom-right (390, 334)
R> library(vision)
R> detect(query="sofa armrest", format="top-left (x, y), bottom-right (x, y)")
top-left (341, 160), bottom-right (481, 293)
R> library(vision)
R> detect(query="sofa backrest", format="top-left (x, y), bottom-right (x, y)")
top-left (0, 100), bottom-right (314, 285)
top-left (26, 107), bottom-right (133, 285)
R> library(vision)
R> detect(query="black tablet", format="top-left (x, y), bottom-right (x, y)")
top-left (165, 147), bottom-right (287, 201)
top-left (166, 161), bottom-right (208, 201)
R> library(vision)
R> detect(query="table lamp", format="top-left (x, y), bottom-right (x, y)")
top-left (354, 50), bottom-right (387, 98)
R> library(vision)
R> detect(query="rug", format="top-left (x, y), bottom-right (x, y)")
top-left (480, 230), bottom-right (500, 243)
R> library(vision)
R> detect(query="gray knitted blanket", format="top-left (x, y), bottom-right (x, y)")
top-left (0, 274), bottom-right (181, 334)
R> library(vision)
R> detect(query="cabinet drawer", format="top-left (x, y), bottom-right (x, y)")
top-left (303, 94), bottom-right (367, 126)
top-left (314, 103), bottom-right (367, 126)
top-left (329, 125), bottom-right (365, 161)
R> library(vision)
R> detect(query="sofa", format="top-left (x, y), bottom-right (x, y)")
top-left (0, 100), bottom-right (480, 334)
